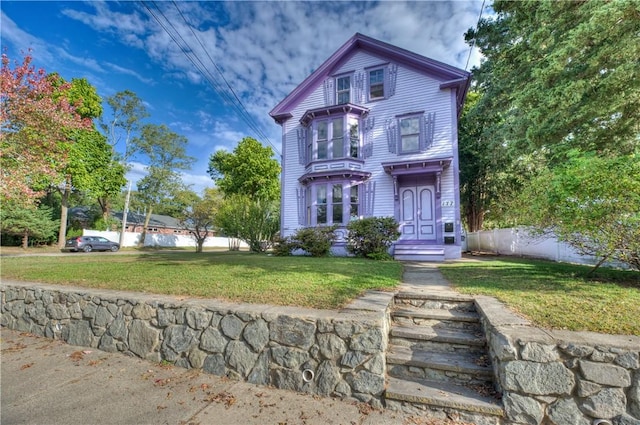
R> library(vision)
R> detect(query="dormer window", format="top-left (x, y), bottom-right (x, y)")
top-left (336, 75), bottom-right (351, 104)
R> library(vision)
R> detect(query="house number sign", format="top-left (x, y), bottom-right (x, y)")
top-left (441, 201), bottom-right (455, 207)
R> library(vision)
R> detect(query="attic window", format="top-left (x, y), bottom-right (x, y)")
top-left (368, 68), bottom-right (385, 100)
top-left (336, 75), bottom-right (351, 104)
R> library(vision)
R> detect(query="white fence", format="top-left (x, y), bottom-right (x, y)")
top-left (83, 230), bottom-right (247, 250)
top-left (465, 227), bottom-right (605, 267)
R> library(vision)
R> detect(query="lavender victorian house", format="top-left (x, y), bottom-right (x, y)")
top-left (270, 33), bottom-right (470, 261)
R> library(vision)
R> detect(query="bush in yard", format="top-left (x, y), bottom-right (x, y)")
top-left (271, 234), bottom-right (294, 256)
top-left (289, 226), bottom-right (337, 257)
top-left (347, 217), bottom-right (400, 260)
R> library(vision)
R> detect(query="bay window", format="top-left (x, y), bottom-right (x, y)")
top-left (306, 182), bottom-right (359, 226)
top-left (310, 115), bottom-right (359, 161)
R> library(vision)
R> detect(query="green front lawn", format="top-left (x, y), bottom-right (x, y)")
top-left (439, 256), bottom-right (640, 335)
top-left (3, 251), bottom-right (638, 335)
top-left (0, 252), bottom-right (403, 310)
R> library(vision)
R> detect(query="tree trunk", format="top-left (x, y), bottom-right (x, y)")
top-left (138, 207), bottom-right (153, 247)
top-left (57, 175), bottom-right (71, 248)
top-left (22, 231), bottom-right (29, 249)
top-left (98, 197), bottom-right (111, 222)
top-left (196, 238), bottom-right (204, 253)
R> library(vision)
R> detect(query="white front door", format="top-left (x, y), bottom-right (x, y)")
top-left (399, 185), bottom-right (436, 241)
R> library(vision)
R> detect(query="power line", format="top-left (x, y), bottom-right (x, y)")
top-left (465, 0), bottom-right (486, 71)
top-left (140, 1), bottom-right (281, 157)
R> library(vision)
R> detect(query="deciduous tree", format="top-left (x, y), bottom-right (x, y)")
top-left (177, 188), bottom-right (222, 253)
top-left (134, 124), bottom-right (194, 246)
top-left (1, 53), bottom-right (90, 207)
top-left (208, 137), bottom-right (280, 201)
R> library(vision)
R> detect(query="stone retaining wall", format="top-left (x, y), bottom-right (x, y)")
top-left (1, 281), bottom-right (393, 407)
top-left (475, 296), bottom-right (640, 425)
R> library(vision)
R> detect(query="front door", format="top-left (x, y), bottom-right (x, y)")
top-left (399, 185), bottom-right (437, 241)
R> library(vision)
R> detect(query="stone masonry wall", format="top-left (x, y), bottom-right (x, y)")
top-left (1, 282), bottom-right (393, 407)
top-left (475, 296), bottom-right (640, 425)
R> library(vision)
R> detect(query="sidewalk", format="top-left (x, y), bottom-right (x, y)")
top-left (1, 328), bottom-right (418, 425)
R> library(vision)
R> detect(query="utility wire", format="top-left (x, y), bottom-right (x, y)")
top-left (465, 0), bottom-right (486, 71)
top-left (141, 1), bottom-right (281, 157)
top-left (171, 1), bottom-right (278, 154)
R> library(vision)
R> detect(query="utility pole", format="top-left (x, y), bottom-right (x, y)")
top-left (119, 180), bottom-right (132, 247)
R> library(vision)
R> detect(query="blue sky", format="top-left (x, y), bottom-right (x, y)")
top-left (1, 1), bottom-right (484, 195)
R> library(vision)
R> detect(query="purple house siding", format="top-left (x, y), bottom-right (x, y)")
top-left (270, 33), bottom-right (470, 261)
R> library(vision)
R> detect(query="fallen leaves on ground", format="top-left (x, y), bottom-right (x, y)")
top-left (68, 351), bottom-right (85, 361)
top-left (204, 391), bottom-right (236, 408)
top-left (20, 362), bottom-right (34, 370)
top-left (404, 416), bottom-right (475, 425)
top-left (2, 342), bottom-right (27, 353)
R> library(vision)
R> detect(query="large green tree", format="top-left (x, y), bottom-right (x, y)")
top-left (134, 124), bottom-right (194, 246)
top-left (98, 90), bottom-right (149, 223)
top-left (48, 76), bottom-right (123, 247)
top-left (208, 137), bottom-right (280, 201)
top-left (466, 0), bottom-right (639, 162)
top-left (462, 0), bottom-right (640, 268)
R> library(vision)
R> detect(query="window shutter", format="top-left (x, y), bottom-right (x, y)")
top-left (387, 64), bottom-right (398, 98)
top-left (355, 72), bottom-right (365, 104)
top-left (385, 118), bottom-right (397, 154)
top-left (296, 187), bottom-right (306, 225)
top-left (421, 112), bottom-right (436, 151)
top-left (296, 127), bottom-right (307, 165)
top-left (362, 181), bottom-right (376, 217)
top-left (363, 117), bottom-right (375, 158)
top-left (323, 78), bottom-right (335, 106)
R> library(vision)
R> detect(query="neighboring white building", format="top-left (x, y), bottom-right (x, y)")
top-left (270, 33), bottom-right (470, 261)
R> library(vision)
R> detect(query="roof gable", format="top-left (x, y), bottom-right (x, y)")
top-left (269, 33), bottom-right (470, 121)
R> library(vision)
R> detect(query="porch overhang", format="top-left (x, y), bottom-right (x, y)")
top-left (382, 157), bottom-right (452, 176)
top-left (298, 169), bottom-right (371, 185)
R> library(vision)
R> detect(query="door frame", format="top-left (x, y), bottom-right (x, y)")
top-left (395, 174), bottom-right (442, 244)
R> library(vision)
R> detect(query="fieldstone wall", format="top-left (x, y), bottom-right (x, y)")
top-left (475, 296), bottom-right (640, 425)
top-left (1, 281), bottom-right (393, 407)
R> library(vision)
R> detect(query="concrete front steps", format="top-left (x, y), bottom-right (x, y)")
top-left (384, 291), bottom-right (504, 425)
top-left (393, 244), bottom-right (445, 262)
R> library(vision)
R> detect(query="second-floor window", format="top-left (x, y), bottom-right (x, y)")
top-left (336, 75), bottom-right (350, 104)
top-left (399, 116), bottom-right (421, 153)
top-left (311, 116), bottom-right (359, 161)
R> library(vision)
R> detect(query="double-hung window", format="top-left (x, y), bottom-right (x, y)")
top-left (336, 75), bottom-right (350, 104)
top-left (368, 68), bottom-right (385, 100)
top-left (314, 117), bottom-right (346, 160)
top-left (399, 115), bottom-right (421, 153)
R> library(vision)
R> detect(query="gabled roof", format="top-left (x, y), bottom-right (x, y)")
top-left (269, 33), bottom-right (471, 122)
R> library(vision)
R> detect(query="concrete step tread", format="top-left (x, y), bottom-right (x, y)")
top-left (392, 306), bottom-right (479, 323)
top-left (391, 325), bottom-right (486, 346)
top-left (387, 345), bottom-right (492, 375)
top-left (385, 376), bottom-right (504, 417)
top-left (395, 292), bottom-right (475, 302)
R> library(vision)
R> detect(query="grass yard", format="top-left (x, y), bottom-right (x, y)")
top-left (0, 251), bottom-right (403, 310)
top-left (438, 256), bottom-right (640, 336)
